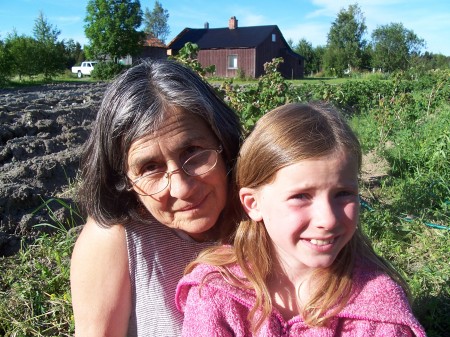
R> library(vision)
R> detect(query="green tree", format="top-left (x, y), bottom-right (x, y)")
top-left (418, 52), bottom-right (450, 70)
top-left (323, 3), bottom-right (367, 76)
top-left (143, 1), bottom-right (170, 43)
top-left (33, 11), bottom-right (60, 44)
top-left (0, 38), bottom-right (12, 85)
top-left (172, 42), bottom-right (215, 78)
top-left (371, 23), bottom-right (426, 72)
top-left (294, 39), bottom-right (314, 75)
top-left (84, 0), bottom-right (145, 62)
top-left (6, 31), bottom-right (40, 79)
top-left (64, 39), bottom-right (85, 68)
top-left (33, 12), bottom-right (66, 79)
top-left (293, 39), bottom-right (327, 76)
top-left (293, 40), bottom-right (326, 76)
top-left (313, 45), bottom-right (326, 75)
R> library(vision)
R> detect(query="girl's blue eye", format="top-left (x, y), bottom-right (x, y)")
top-left (337, 190), bottom-right (358, 197)
top-left (336, 190), bottom-right (359, 203)
top-left (293, 193), bottom-right (309, 200)
top-left (337, 191), bottom-right (352, 197)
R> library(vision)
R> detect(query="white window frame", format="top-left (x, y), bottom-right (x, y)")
top-left (227, 55), bottom-right (238, 69)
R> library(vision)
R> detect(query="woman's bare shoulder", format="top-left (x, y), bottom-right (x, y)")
top-left (70, 218), bottom-right (131, 337)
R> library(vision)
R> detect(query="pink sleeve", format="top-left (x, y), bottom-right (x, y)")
top-left (181, 285), bottom-right (235, 337)
top-left (338, 318), bottom-right (419, 337)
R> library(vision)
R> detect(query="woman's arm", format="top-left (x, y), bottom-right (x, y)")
top-left (70, 217), bottom-right (131, 337)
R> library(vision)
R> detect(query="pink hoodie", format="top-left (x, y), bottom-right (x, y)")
top-left (176, 259), bottom-right (426, 337)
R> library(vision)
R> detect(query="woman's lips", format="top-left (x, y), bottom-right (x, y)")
top-left (176, 194), bottom-right (208, 212)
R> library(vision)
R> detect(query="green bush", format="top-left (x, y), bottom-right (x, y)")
top-left (91, 61), bottom-right (128, 80)
top-left (220, 57), bottom-right (293, 131)
top-left (0, 67), bottom-right (448, 336)
top-left (0, 232), bottom-right (76, 336)
top-left (350, 70), bottom-right (449, 337)
top-left (0, 41), bottom-right (12, 86)
top-left (220, 67), bottom-right (449, 335)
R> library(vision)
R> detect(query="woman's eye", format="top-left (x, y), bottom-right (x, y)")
top-left (182, 146), bottom-right (203, 160)
top-left (141, 163), bottom-right (164, 175)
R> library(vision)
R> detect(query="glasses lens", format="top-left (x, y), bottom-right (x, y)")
top-left (183, 150), bottom-right (218, 176)
top-left (131, 148), bottom-right (220, 196)
top-left (136, 172), bottom-right (168, 195)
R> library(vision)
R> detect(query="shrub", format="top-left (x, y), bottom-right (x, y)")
top-left (0, 41), bottom-right (12, 86)
top-left (220, 57), bottom-right (293, 131)
top-left (91, 61), bottom-right (127, 80)
top-left (0, 231), bottom-right (76, 336)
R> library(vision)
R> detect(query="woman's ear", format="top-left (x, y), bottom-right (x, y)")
top-left (239, 187), bottom-right (263, 221)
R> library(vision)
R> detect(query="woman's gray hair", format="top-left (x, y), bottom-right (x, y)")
top-left (78, 59), bottom-right (242, 226)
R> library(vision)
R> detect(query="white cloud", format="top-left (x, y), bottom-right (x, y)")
top-left (60, 32), bottom-right (88, 45)
top-left (282, 22), bottom-right (329, 47)
top-left (239, 13), bottom-right (266, 26)
top-left (54, 16), bottom-right (81, 25)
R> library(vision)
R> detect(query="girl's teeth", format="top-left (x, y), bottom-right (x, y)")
top-left (310, 239), bottom-right (334, 246)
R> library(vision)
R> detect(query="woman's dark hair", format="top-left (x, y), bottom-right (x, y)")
top-left (78, 59), bottom-right (242, 228)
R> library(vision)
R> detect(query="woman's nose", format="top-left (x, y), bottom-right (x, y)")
top-left (167, 169), bottom-right (194, 199)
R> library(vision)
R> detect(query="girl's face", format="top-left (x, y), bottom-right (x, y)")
top-left (240, 151), bottom-right (359, 277)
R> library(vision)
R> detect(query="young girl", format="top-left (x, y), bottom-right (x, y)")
top-left (175, 102), bottom-right (426, 336)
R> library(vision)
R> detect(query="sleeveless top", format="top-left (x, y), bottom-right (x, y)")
top-left (125, 218), bottom-right (214, 337)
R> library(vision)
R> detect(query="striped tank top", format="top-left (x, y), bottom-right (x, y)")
top-left (125, 218), bottom-right (214, 336)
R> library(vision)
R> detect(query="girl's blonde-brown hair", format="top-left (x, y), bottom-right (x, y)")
top-left (186, 102), bottom-right (408, 332)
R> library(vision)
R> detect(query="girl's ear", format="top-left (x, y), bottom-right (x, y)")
top-left (239, 187), bottom-right (263, 221)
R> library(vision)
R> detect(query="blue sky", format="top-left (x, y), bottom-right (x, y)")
top-left (1, 0), bottom-right (449, 55)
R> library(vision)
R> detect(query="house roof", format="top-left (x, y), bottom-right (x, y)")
top-left (168, 25), bottom-right (281, 50)
top-left (143, 36), bottom-right (167, 48)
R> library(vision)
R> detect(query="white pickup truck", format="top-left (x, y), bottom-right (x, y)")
top-left (71, 61), bottom-right (98, 78)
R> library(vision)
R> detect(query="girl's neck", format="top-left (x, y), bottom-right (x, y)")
top-left (267, 264), bottom-right (313, 320)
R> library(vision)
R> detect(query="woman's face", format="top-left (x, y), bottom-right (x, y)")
top-left (126, 108), bottom-right (228, 241)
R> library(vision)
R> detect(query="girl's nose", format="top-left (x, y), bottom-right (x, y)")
top-left (311, 198), bottom-right (338, 230)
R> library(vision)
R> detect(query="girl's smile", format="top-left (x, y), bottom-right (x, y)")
top-left (241, 150), bottom-right (360, 279)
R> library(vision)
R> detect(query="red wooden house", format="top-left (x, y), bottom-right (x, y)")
top-left (120, 35), bottom-right (168, 65)
top-left (167, 16), bottom-right (304, 79)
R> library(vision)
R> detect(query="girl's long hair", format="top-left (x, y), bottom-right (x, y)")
top-left (186, 102), bottom-right (409, 332)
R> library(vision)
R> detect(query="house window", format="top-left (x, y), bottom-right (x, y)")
top-left (272, 33), bottom-right (276, 42)
top-left (228, 55), bottom-right (238, 69)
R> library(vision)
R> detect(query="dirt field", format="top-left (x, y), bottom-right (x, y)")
top-left (0, 82), bottom-right (388, 256)
top-left (0, 82), bottom-right (108, 256)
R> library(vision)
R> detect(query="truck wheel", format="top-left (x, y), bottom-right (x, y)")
top-left (77, 71), bottom-right (82, 78)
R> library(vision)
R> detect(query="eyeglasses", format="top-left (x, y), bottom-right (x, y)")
top-left (128, 146), bottom-right (223, 196)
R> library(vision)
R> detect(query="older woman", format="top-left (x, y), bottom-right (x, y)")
top-left (70, 59), bottom-right (242, 337)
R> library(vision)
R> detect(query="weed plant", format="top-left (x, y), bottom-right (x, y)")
top-left (223, 63), bottom-right (449, 335)
top-left (344, 70), bottom-right (449, 337)
top-left (0, 64), bottom-right (448, 336)
top-left (0, 231), bottom-right (76, 337)
top-left (0, 198), bottom-right (82, 336)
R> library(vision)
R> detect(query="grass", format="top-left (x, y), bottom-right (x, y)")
top-left (0, 228), bottom-right (76, 337)
top-left (359, 183), bottom-right (449, 337)
top-left (353, 95), bottom-right (449, 337)
top-left (0, 185), bottom-right (83, 336)
top-left (1, 71), bottom-right (99, 89)
top-left (0, 71), bottom-right (448, 336)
